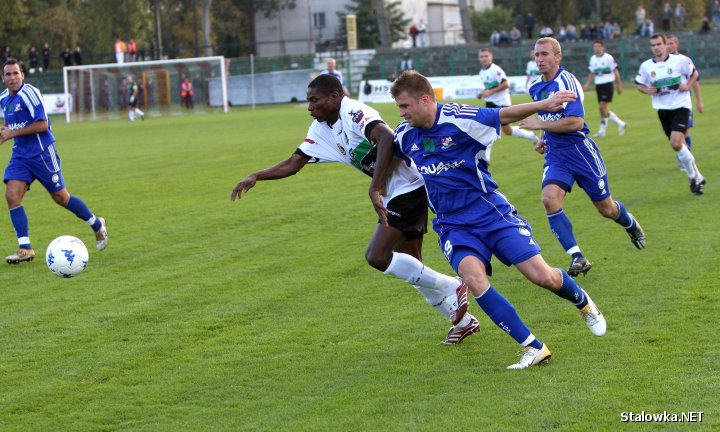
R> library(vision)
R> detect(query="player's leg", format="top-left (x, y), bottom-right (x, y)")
top-left (591, 197), bottom-right (645, 249)
top-left (457, 255), bottom-right (550, 368)
top-left (608, 109), bottom-right (626, 135)
top-left (542, 180), bottom-right (590, 276)
top-left (595, 100), bottom-right (609, 137)
top-left (5, 179), bottom-right (35, 263)
top-left (39, 160), bottom-right (108, 251)
top-left (663, 109), bottom-right (705, 194)
top-left (502, 120), bottom-right (537, 144)
top-left (515, 254), bottom-right (606, 336)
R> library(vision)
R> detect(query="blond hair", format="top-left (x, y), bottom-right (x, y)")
top-left (535, 37), bottom-right (562, 55)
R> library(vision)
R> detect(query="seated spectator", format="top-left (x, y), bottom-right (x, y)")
top-left (566, 23), bottom-right (577, 42)
top-left (641, 19), bottom-right (654, 37)
top-left (510, 26), bottom-right (522, 44)
top-left (700, 16), bottom-right (711, 34)
top-left (539, 26), bottom-right (554, 37)
top-left (580, 24), bottom-right (590, 40)
top-left (490, 30), bottom-right (500, 46)
top-left (499, 30), bottom-right (509, 45)
top-left (557, 26), bottom-right (567, 41)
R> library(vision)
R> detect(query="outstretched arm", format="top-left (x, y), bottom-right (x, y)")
top-left (498, 90), bottom-right (576, 125)
top-left (230, 153), bottom-right (310, 201)
top-left (368, 123), bottom-right (397, 226)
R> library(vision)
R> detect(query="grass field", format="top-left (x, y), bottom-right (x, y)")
top-left (0, 82), bottom-right (718, 431)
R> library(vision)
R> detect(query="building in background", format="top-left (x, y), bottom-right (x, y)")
top-left (253, 0), bottom-right (493, 57)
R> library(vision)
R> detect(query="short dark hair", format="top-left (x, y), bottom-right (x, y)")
top-left (650, 33), bottom-right (666, 43)
top-left (390, 70), bottom-right (435, 102)
top-left (308, 74), bottom-right (343, 96)
top-left (593, 40), bottom-right (604, 46)
top-left (3, 58), bottom-right (20, 69)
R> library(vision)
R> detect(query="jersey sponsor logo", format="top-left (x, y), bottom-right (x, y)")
top-left (418, 160), bottom-right (464, 175)
top-left (6, 121), bottom-right (29, 130)
top-left (440, 136), bottom-right (455, 150)
top-left (410, 143), bottom-right (420, 151)
top-left (538, 112), bottom-right (563, 122)
top-left (422, 138), bottom-right (435, 152)
top-left (13, 103), bottom-right (22, 112)
top-left (350, 109), bottom-right (364, 124)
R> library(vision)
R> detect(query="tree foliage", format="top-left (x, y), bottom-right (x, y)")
top-left (338, 0), bottom-right (410, 49)
top-left (472, 6), bottom-right (513, 43)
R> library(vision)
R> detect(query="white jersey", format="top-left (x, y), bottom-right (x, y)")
top-left (479, 63), bottom-right (511, 106)
top-left (588, 52), bottom-right (617, 85)
top-left (635, 54), bottom-right (693, 110)
top-left (526, 60), bottom-right (540, 83)
top-left (298, 97), bottom-right (424, 203)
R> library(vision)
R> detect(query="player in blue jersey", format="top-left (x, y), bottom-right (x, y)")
top-left (0, 59), bottom-right (108, 263)
top-left (231, 74), bottom-right (479, 345)
top-left (519, 37), bottom-right (645, 277)
top-left (371, 70), bottom-right (606, 369)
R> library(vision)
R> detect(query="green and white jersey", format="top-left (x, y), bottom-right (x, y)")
top-left (526, 60), bottom-right (540, 83)
top-left (298, 97), bottom-right (424, 203)
top-left (588, 52), bottom-right (617, 85)
top-left (479, 63), bottom-right (511, 107)
top-left (635, 54), bottom-right (692, 110)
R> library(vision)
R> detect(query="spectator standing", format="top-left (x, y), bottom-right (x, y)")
top-left (181, 77), bottom-right (194, 110)
top-left (61, 48), bottom-right (72, 67)
top-left (73, 46), bottom-right (82, 66)
top-left (635, 5), bottom-right (646, 35)
top-left (662, 2), bottom-right (672, 31)
top-left (114, 38), bottom-right (126, 64)
top-left (28, 47), bottom-right (39, 73)
top-left (102, 80), bottom-right (112, 111)
top-left (409, 23), bottom-right (419, 48)
top-left (320, 58), bottom-right (350, 96)
top-left (642, 19), bottom-right (655, 37)
top-left (119, 78), bottom-right (128, 109)
top-left (510, 26), bottom-right (522, 44)
top-left (713, 0), bottom-right (720, 31)
top-left (128, 39), bottom-right (138, 62)
top-left (192, 73), bottom-right (203, 104)
top-left (525, 13), bottom-right (536, 39)
top-left (42, 43), bottom-right (50, 71)
top-left (674, 3), bottom-right (686, 30)
top-left (417, 20), bottom-right (427, 47)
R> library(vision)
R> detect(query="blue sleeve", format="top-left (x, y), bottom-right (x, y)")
top-left (562, 96), bottom-right (585, 119)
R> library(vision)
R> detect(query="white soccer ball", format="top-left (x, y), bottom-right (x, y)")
top-left (46, 235), bottom-right (89, 278)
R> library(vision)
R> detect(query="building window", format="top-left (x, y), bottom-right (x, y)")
top-left (313, 12), bottom-right (326, 29)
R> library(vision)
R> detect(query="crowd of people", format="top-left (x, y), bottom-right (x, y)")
top-left (0, 43), bottom-right (84, 74)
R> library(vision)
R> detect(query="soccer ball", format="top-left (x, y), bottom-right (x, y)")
top-left (46, 236), bottom-right (89, 278)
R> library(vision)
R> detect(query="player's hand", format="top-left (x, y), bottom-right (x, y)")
top-left (697, 102), bottom-right (704, 113)
top-left (678, 83), bottom-right (690, 92)
top-left (582, 83), bottom-right (589, 91)
top-left (369, 188), bottom-right (389, 227)
top-left (230, 175), bottom-right (257, 202)
top-left (0, 126), bottom-right (12, 143)
top-left (644, 86), bottom-right (658, 95)
top-left (519, 115), bottom-right (542, 131)
top-left (534, 138), bottom-right (546, 155)
top-left (617, 87), bottom-right (622, 95)
top-left (543, 90), bottom-right (576, 111)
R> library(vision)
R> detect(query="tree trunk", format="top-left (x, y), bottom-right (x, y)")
top-left (203, 0), bottom-right (213, 56)
top-left (373, 0), bottom-right (391, 48)
top-left (458, 0), bottom-right (475, 44)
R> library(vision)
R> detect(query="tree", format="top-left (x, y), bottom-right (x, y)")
top-left (339, 0), bottom-right (410, 49)
top-left (472, 6), bottom-right (513, 44)
top-left (458, 0), bottom-right (476, 44)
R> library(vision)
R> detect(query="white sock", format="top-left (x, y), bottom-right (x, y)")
top-left (135, 108), bottom-right (144, 116)
top-left (608, 111), bottom-right (623, 125)
top-left (598, 118), bottom-right (608, 132)
top-left (676, 146), bottom-right (698, 179)
top-left (129, 110), bottom-right (134, 121)
top-left (511, 125), bottom-right (536, 142)
top-left (384, 252), bottom-right (460, 321)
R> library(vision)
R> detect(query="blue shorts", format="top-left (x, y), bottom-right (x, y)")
top-left (542, 138), bottom-right (610, 202)
top-left (4, 144), bottom-right (65, 192)
top-left (432, 191), bottom-right (541, 275)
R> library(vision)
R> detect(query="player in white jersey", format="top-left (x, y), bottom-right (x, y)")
top-left (525, 49), bottom-right (540, 91)
top-left (582, 40), bottom-right (626, 138)
top-left (370, 70), bottom-right (606, 369)
top-left (635, 34), bottom-right (705, 195)
top-left (666, 34), bottom-right (703, 171)
top-left (230, 74), bottom-right (479, 345)
top-left (521, 38), bottom-right (645, 277)
top-left (477, 48), bottom-right (538, 162)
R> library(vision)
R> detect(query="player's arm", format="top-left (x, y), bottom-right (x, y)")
top-left (583, 72), bottom-right (595, 90)
top-left (692, 78), bottom-right (703, 113)
top-left (0, 119), bottom-right (49, 143)
top-left (520, 115), bottom-right (584, 133)
top-left (230, 153), bottom-right (310, 201)
top-left (498, 90), bottom-right (577, 125)
top-left (367, 122), bottom-right (396, 225)
top-left (614, 69), bottom-right (623, 95)
top-left (680, 69), bottom-right (698, 92)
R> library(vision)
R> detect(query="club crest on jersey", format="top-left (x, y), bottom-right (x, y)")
top-left (14, 103), bottom-right (22, 112)
top-left (422, 138), bottom-right (435, 152)
top-left (667, 68), bottom-right (673, 74)
top-left (440, 136), bottom-right (455, 149)
top-left (650, 71), bottom-right (656, 78)
top-left (350, 110), bottom-right (364, 124)
top-left (336, 143), bottom-right (346, 155)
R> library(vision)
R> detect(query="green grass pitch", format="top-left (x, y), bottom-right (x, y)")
top-left (0, 82), bottom-right (718, 431)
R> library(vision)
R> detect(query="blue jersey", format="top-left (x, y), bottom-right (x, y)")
top-left (0, 83), bottom-right (55, 159)
top-left (528, 67), bottom-right (590, 148)
top-left (394, 103), bottom-right (501, 224)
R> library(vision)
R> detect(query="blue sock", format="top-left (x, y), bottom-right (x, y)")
top-left (685, 134), bottom-right (692, 150)
top-left (475, 286), bottom-right (542, 349)
top-left (553, 269), bottom-right (589, 310)
top-left (65, 195), bottom-right (101, 231)
top-left (613, 201), bottom-right (637, 233)
top-left (547, 209), bottom-right (581, 257)
top-left (9, 205), bottom-right (31, 248)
